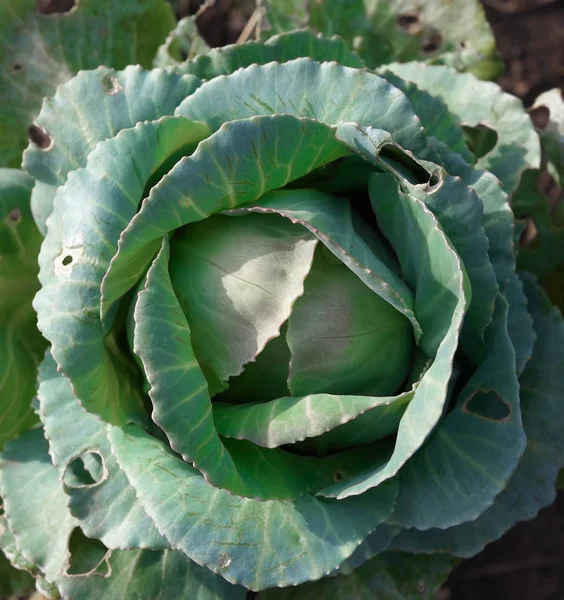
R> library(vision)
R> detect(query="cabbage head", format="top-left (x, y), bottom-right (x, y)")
top-left (1, 29), bottom-right (564, 600)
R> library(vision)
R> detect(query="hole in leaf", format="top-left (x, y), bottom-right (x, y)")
top-left (37, 0), bottom-right (76, 14)
top-left (218, 553), bottom-right (232, 569)
top-left (422, 29), bottom-right (443, 54)
top-left (28, 125), bottom-right (52, 150)
top-left (429, 172), bottom-right (441, 189)
top-left (397, 12), bottom-right (420, 34)
top-left (12, 63), bottom-right (23, 73)
top-left (62, 255), bottom-right (73, 266)
top-left (379, 144), bottom-right (431, 185)
top-left (529, 105), bottom-right (550, 131)
top-left (8, 209), bottom-right (21, 224)
top-left (519, 217), bottom-right (539, 249)
top-left (464, 391), bottom-right (511, 422)
top-left (462, 124), bottom-right (498, 160)
top-left (417, 580), bottom-right (427, 594)
top-left (101, 74), bottom-right (122, 96)
top-left (63, 451), bottom-right (106, 488)
top-left (67, 528), bottom-right (111, 576)
top-left (333, 471), bottom-right (343, 482)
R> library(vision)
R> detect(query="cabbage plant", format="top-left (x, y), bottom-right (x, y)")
top-left (1, 22), bottom-right (564, 600)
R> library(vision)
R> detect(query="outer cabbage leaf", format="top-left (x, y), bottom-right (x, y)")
top-left (392, 274), bottom-right (564, 557)
top-left (380, 62), bottom-right (541, 194)
top-left (261, 0), bottom-right (501, 77)
top-left (22, 42), bottom-right (562, 599)
top-left (0, 419), bottom-right (246, 599)
top-left (23, 66), bottom-right (201, 234)
top-left (0, 169), bottom-right (46, 449)
top-left (0, 0), bottom-right (175, 167)
top-left (259, 552), bottom-right (457, 600)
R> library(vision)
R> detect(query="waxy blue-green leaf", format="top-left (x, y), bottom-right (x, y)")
top-left (430, 139), bottom-right (515, 288)
top-left (108, 423), bottom-right (398, 591)
top-left (213, 387), bottom-right (413, 450)
top-left (0, 169), bottom-right (46, 449)
top-left (369, 74), bottom-right (515, 289)
top-left (59, 547), bottom-right (245, 600)
top-left (380, 70), bottom-right (473, 163)
top-left (380, 62), bottom-right (540, 193)
top-left (170, 213), bottom-right (318, 396)
top-left (34, 117), bottom-right (210, 427)
top-left (262, 0), bottom-right (500, 78)
top-left (390, 295), bottom-right (525, 530)
top-left (133, 238), bottom-right (373, 500)
top-left (23, 66), bottom-right (201, 234)
top-left (174, 29), bottom-right (363, 80)
top-left (316, 172), bottom-right (468, 500)
top-left (175, 59), bottom-right (429, 156)
top-left (505, 273), bottom-right (535, 376)
top-left (0, 428), bottom-right (76, 586)
top-left (392, 273), bottom-right (564, 556)
top-left (0, 0), bottom-right (175, 168)
top-left (37, 353), bottom-right (167, 550)
top-left (100, 114), bottom-right (350, 320)
top-left (259, 551), bottom-right (457, 600)
top-left (335, 122), bottom-right (496, 360)
top-left (1, 406), bottom-right (243, 600)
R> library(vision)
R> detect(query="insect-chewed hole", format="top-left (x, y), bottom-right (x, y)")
top-left (422, 28), bottom-right (443, 54)
top-left (63, 451), bottom-right (106, 488)
top-left (7, 209), bottom-right (22, 224)
top-left (62, 254), bottom-right (73, 266)
top-left (462, 124), bottom-right (498, 159)
top-left (380, 144), bottom-right (432, 185)
top-left (529, 105), bottom-right (550, 131)
top-left (101, 74), bottom-right (122, 96)
top-left (397, 12), bottom-right (420, 33)
top-left (519, 217), bottom-right (539, 249)
top-left (28, 125), bottom-right (52, 150)
top-left (464, 390), bottom-right (511, 422)
top-left (428, 172), bottom-right (441, 189)
top-left (12, 63), bottom-right (23, 73)
top-left (66, 528), bottom-right (111, 577)
top-left (218, 553), bottom-right (232, 570)
top-left (37, 0), bottom-right (76, 14)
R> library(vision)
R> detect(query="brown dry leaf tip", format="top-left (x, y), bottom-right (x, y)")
top-left (28, 124), bottom-right (52, 150)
